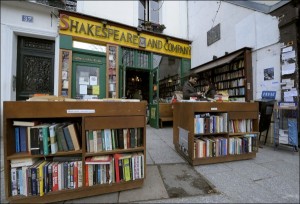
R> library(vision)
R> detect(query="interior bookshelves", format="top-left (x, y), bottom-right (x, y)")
top-left (173, 102), bottom-right (259, 165)
top-left (3, 101), bottom-right (147, 203)
top-left (106, 44), bottom-right (119, 98)
top-left (159, 74), bottom-right (180, 99)
top-left (193, 47), bottom-right (253, 102)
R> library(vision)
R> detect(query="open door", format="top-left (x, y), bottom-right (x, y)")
top-left (149, 54), bottom-right (161, 128)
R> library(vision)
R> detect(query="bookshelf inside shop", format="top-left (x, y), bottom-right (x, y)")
top-left (194, 48), bottom-right (252, 102)
top-left (106, 44), bottom-right (119, 98)
top-left (173, 102), bottom-right (259, 165)
top-left (3, 101), bottom-right (147, 203)
top-left (159, 74), bottom-right (180, 99)
top-left (58, 49), bottom-right (72, 98)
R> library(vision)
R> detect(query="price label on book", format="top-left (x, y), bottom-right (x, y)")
top-left (67, 109), bottom-right (95, 114)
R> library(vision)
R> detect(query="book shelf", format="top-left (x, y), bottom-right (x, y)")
top-left (3, 101), bottom-right (147, 203)
top-left (159, 74), bottom-right (180, 99)
top-left (106, 44), bottom-right (119, 98)
top-left (273, 103), bottom-right (298, 152)
top-left (58, 49), bottom-right (72, 98)
top-left (173, 102), bottom-right (259, 165)
top-left (193, 48), bottom-right (252, 102)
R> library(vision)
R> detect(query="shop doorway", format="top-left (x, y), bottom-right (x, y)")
top-left (125, 68), bottom-right (150, 103)
top-left (16, 36), bottom-right (55, 100)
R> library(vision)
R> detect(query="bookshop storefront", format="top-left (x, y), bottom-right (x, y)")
top-left (58, 11), bottom-right (191, 128)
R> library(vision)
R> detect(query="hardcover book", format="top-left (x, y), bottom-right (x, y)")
top-left (63, 124), bottom-right (75, 151)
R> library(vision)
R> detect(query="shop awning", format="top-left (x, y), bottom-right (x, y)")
top-left (191, 50), bottom-right (244, 74)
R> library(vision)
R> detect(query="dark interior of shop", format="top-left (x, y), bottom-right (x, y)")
top-left (126, 68), bottom-right (149, 102)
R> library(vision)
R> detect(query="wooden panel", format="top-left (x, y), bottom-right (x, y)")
top-left (85, 116), bottom-right (145, 129)
top-left (229, 111), bottom-right (258, 119)
top-left (3, 101), bottom-right (147, 118)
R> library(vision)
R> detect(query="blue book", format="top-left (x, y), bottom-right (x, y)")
top-left (15, 127), bottom-right (20, 152)
top-left (19, 127), bottom-right (27, 152)
top-left (18, 168), bottom-right (23, 195)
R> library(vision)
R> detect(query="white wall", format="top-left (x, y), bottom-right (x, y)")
top-left (77, 1), bottom-right (188, 39)
top-left (188, 1), bottom-right (281, 100)
top-left (1, 1), bottom-right (60, 118)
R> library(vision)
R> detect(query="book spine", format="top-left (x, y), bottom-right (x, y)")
top-left (31, 167), bottom-right (37, 195)
top-left (49, 125), bottom-right (58, 154)
top-left (52, 162), bottom-right (58, 191)
top-left (73, 161), bottom-right (78, 189)
top-left (57, 163), bottom-right (62, 190)
top-left (48, 163), bottom-right (53, 192)
top-left (22, 166), bottom-right (28, 196)
top-left (27, 168), bottom-right (32, 196)
top-left (78, 161), bottom-right (83, 188)
top-left (15, 127), bottom-right (20, 153)
top-left (42, 126), bottom-right (50, 156)
top-left (38, 128), bottom-right (44, 155)
top-left (19, 127), bottom-right (27, 152)
top-left (63, 126), bottom-right (75, 151)
top-left (11, 168), bottom-right (18, 196)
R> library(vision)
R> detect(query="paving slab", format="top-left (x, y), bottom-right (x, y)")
top-left (139, 193), bottom-right (234, 203)
top-left (64, 192), bottom-right (118, 203)
top-left (224, 160), bottom-right (279, 181)
top-left (194, 162), bottom-right (232, 175)
top-left (147, 141), bottom-right (186, 164)
top-left (255, 175), bottom-right (299, 203)
top-left (118, 165), bottom-right (169, 203)
top-left (158, 163), bottom-right (213, 198)
top-left (201, 170), bottom-right (288, 203)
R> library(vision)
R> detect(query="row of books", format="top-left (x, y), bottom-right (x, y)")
top-left (85, 153), bottom-right (144, 186)
top-left (194, 134), bottom-right (256, 158)
top-left (214, 69), bottom-right (244, 82)
top-left (10, 157), bottom-right (83, 197)
top-left (214, 59), bottom-right (244, 74)
top-left (228, 134), bottom-right (256, 154)
top-left (194, 113), bottom-right (228, 134)
top-left (228, 87), bottom-right (245, 96)
top-left (14, 120), bottom-right (81, 155)
top-left (86, 128), bottom-right (143, 153)
top-left (194, 137), bottom-right (228, 158)
top-left (215, 78), bottom-right (245, 89)
top-left (229, 119), bottom-right (253, 133)
top-left (10, 152), bottom-right (145, 197)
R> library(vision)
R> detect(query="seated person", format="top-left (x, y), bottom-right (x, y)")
top-left (203, 80), bottom-right (217, 99)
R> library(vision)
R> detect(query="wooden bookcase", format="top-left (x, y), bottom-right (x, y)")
top-left (173, 102), bottom-right (259, 165)
top-left (159, 74), bottom-right (180, 99)
top-left (3, 101), bottom-right (147, 203)
top-left (192, 47), bottom-right (253, 102)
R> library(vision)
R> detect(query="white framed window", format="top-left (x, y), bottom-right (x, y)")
top-left (139, 0), bottom-right (160, 24)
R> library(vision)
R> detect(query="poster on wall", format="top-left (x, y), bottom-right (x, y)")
top-left (264, 67), bottom-right (274, 81)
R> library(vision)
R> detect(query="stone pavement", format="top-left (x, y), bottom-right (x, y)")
top-left (1, 125), bottom-right (299, 203)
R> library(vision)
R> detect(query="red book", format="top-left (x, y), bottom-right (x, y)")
top-left (114, 154), bottom-right (122, 183)
top-left (126, 129), bottom-right (130, 148)
top-left (73, 161), bottom-right (78, 189)
top-left (85, 164), bottom-right (89, 187)
top-left (52, 162), bottom-right (58, 191)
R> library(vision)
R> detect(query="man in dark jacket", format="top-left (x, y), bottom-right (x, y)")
top-left (182, 73), bottom-right (203, 100)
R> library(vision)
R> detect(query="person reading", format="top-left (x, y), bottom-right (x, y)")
top-left (203, 80), bottom-right (217, 100)
top-left (182, 73), bottom-right (203, 100)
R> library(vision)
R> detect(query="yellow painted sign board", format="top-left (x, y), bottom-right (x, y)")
top-left (59, 13), bottom-right (191, 59)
